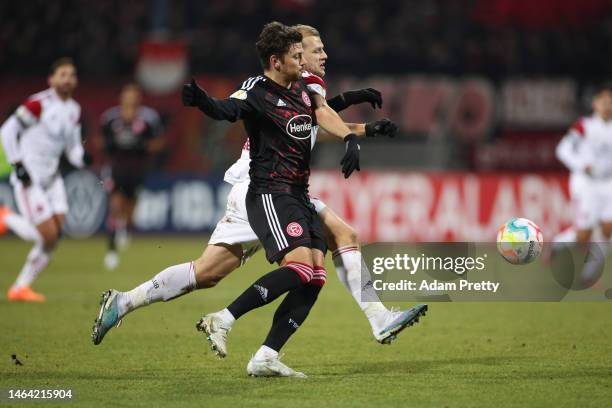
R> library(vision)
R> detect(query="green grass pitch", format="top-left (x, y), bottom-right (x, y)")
top-left (1, 236), bottom-right (611, 407)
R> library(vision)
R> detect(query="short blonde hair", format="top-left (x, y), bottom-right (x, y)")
top-left (292, 24), bottom-right (320, 39)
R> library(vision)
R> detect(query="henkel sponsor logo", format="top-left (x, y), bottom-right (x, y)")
top-left (285, 114), bottom-right (312, 140)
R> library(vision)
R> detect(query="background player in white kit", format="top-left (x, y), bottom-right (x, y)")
top-left (92, 26), bottom-right (425, 349)
top-left (555, 83), bottom-right (612, 282)
top-left (0, 58), bottom-right (88, 302)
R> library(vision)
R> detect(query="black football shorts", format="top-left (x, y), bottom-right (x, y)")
top-left (245, 190), bottom-right (327, 263)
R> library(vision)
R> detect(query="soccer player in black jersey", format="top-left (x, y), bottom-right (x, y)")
top-left (182, 22), bottom-right (362, 377)
top-left (90, 24), bottom-right (418, 356)
top-left (100, 84), bottom-right (164, 270)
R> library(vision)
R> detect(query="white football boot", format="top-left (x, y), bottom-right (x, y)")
top-left (374, 304), bottom-right (428, 344)
top-left (196, 312), bottom-right (231, 358)
top-left (247, 355), bottom-right (307, 378)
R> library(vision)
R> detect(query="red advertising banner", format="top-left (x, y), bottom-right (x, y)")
top-left (309, 171), bottom-right (572, 242)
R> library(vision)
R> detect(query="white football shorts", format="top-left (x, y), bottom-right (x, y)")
top-left (11, 175), bottom-right (68, 226)
top-left (569, 173), bottom-right (612, 230)
top-left (209, 179), bottom-right (328, 264)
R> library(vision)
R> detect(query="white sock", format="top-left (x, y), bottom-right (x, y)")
top-left (254, 345), bottom-right (278, 360)
top-left (333, 246), bottom-right (388, 331)
top-left (13, 244), bottom-right (51, 288)
top-left (117, 262), bottom-right (196, 318)
top-left (580, 241), bottom-right (610, 283)
top-left (218, 308), bottom-right (236, 327)
top-left (5, 213), bottom-right (42, 242)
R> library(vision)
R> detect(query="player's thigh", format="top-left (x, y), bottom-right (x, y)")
top-left (112, 170), bottom-right (142, 202)
top-left (209, 187), bottom-right (261, 265)
top-left (36, 217), bottom-right (60, 247)
top-left (281, 246), bottom-right (314, 266)
top-left (597, 182), bottom-right (612, 238)
top-left (194, 243), bottom-right (243, 288)
top-left (571, 187), bottom-right (598, 233)
top-left (109, 191), bottom-right (129, 213)
top-left (318, 206), bottom-right (358, 252)
top-left (246, 192), bottom-right (313, 264)
top-left (13, 181), bottom-right (53, 227)
top-left (47, 177), bottom-right (67, 230)
top-left (52, 213), bottom-right (65, 231)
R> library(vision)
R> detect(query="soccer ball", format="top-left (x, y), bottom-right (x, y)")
top-left (496, 218), bottom-right (543, 265)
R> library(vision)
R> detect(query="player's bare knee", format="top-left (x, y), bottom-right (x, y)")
top-left (601, 223), bottom-right (612, 240)
top-left (576, 229), bottom-right (592, 243)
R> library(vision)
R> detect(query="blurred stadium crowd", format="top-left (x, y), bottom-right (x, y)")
top-left (1, 0), bottom-right (611, 240)
top-left (1, 0), bottom-right (612, 79)
top-left (1, 0), bottom-right (612, 175)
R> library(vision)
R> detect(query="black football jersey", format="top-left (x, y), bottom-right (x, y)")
top-left (215, 75), bottom-right (318, 194)
top-left (100, 106), bottom-right (162, 156)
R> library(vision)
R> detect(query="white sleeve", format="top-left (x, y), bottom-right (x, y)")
top-left (65, 124), bottom-right (85, 168)
top-left (0, 114), bottom-right (24, 164)
top-left (556, 131), bottom-right (588, 172)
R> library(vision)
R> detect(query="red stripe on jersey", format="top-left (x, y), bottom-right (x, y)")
top-left (571, 119), bottom-right (585, 137)
top-left (242, 139), bottom-right (250, 151)
top-left (302, 71), bottom-right (327, 89)
top-left (23, 99), bottom-right (42, 119)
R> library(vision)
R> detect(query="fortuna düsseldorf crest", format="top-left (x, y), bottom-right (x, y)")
top-left (286, 222), bottom-right (303, 237)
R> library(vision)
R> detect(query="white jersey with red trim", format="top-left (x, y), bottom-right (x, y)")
top-left (556, 114), bottom-right (612, 179)
top-left (223, 71), bottom-right (327, 185)
top-left (0, 88), bottom-right (83, 187)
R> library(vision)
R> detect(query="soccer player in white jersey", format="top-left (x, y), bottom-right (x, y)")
top-left (0, 58), bottom-right (87, 302)
top-left (92, 26), bottom-right (426, 353)
top-left (555, 83), bottom-right (612, 282)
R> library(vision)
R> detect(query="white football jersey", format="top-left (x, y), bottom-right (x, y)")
top-left (0, 88), bottom-right (84, 187)
top-left (223, 71), bottom-right (326, 185)
top-left (556, 114), bottom-right (612, 179)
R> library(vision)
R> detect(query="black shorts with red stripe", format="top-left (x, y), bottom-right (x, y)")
top-left (245, 190), bottom-right (327, 264)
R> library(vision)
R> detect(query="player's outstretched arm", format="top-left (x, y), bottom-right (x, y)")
top-left (182, 78), bottom-right (249, 122)
top-left (327, 88), bottom-right (382, 112)
top-left (313, 94), bottom-right (360, 178)
top-left (319, 118), bottom-right (398, 140)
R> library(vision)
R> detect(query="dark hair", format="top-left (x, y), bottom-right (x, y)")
top-left (49, 57), bottom-right (75, 74)
top-left (256, 22), bottom-right (302, 69)
top-left (594, 81), bottom-right (612, 96)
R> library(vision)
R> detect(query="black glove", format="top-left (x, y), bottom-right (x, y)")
top-left (14, 162), bottom-right (31, 186)
top-left (340, 134), bottom-right (360, 179)
top-left (365, 118), bottom-right (399, 138)
top-left (343, 88), bottom-right (382, 109)
top-left (327, 88), bottom-right (383, 112)
top-left (83, 152), bottom-right (93, 166)
top-left (182, 78), bottom-right (207, 107)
